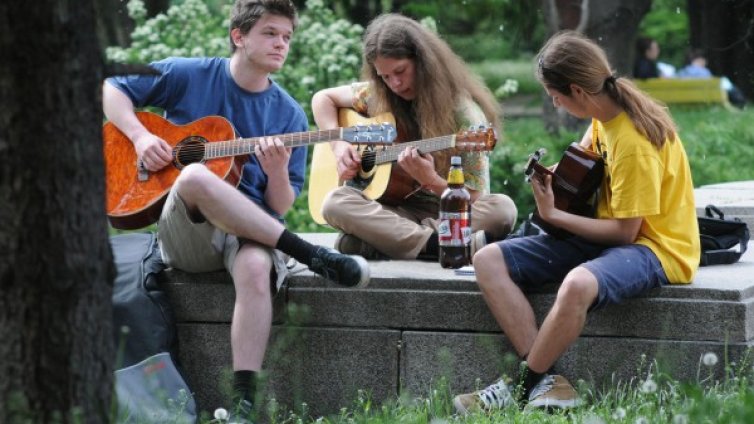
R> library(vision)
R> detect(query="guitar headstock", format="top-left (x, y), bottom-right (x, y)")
top-left (524, 148), bottom-right (547, 182)
top-left (455, 125), bottom-right (497, 151)
top-left (342, 123), bottom-right (396, 145)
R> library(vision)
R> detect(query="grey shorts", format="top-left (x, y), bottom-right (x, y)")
top-left (158, 186), bottom-right (289, 292)
top-left (496, 234), bottom-right (668, 310)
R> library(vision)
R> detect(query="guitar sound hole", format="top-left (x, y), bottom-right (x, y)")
top-left (361, 150), bottom-right (377, 173)
top-left (174, 136), bottom-right (207, 169)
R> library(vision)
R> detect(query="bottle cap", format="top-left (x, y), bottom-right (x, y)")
top-left (451, 156), bottom-right (462, 166)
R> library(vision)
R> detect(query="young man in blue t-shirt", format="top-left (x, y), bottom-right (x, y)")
top-left (103, 0), bottom-right (368, 420)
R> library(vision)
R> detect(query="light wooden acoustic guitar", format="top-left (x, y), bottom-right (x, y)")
top-left (104, 111), bottom-right (395, 230)
top-left (524, 142), bottom-right (604, 238)
top-left (308, 108), bottom-right (497, 225)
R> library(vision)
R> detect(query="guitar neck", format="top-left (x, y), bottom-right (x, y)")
top-left (203, 129), bottom-right (345, 159)
top-left (373, 135), bottom-right (456, 164)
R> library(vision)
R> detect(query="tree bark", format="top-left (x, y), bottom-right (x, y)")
top-left (0, 0), bottom-right (114, 423)
top-left (95, 0), bottom-right (134, 48)
top-left (687, 0), bottom-right (754, 100)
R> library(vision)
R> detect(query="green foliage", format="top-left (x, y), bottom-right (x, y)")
top-left (194, 351), bottom-right (754, 423)
top-left (470, 58), bottom-right (539, 97)
top-left (106, 0), bottom-right (229, 63)
top-left (106, 0), bottom-right (363, 121)
top-left (272, 0), bottom-right (363, 121)
top-left (401, 0), bottom-right (546, 61)
top-left (638, 0), bottom-right (689, 68)
top-left (492, 106), bottom-right (754, 227)
top-left (674, 106), bottom-right (754, 185)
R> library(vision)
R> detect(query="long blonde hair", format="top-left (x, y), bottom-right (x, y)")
top-left (536, 31), bottom-right (677, 148)
top-left (361, 14), bottom-right (500, 143)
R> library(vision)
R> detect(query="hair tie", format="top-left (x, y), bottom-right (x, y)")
top-left (606, 75), bottom-right (617, 84)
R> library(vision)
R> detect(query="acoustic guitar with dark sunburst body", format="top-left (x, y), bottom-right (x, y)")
top-left (524, 142), bottom-right (605, 238)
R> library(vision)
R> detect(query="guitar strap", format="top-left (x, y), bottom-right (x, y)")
top-left (591, 118), bottom-right (600, 154)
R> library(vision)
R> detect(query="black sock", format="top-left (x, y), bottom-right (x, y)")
top-left (275, 229), bottom-right (319, 266)
top-left (522, 366), bottom-right (546, 401)
top-left (232, 370), bottom-right (257, 404)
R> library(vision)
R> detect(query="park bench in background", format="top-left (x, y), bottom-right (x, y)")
top-left (634, 77), bottom-right (731, 107)
top-left (160, 181), bottom-right (754, 416)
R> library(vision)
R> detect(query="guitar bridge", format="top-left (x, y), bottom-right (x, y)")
top-left (137, 160), bottom-right (149, 182)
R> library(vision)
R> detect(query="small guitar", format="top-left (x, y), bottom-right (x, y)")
top-left (104, 111), bottom-right (395, 230)
top-left (524, 142), bottom-right (604, 238)
top-left (308, 109), bottom-right (497, 225)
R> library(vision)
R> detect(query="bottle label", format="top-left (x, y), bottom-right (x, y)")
top-left (438, 212), bottom-right (471, 247)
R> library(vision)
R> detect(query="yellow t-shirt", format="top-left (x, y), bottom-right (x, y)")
top-left (594, 113), bottom-right (700, 283)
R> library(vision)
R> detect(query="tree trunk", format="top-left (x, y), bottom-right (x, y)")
top-left (0, 0), bottom-right (114, 423)
top-left (687, 0), bottom-right (754, 100)
top-left (541, 0), bottom-right (652, 134)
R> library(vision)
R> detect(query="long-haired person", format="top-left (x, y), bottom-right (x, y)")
top-left (453, 30), bottom-right (699, 413)
top-left (311, 13), bottom-right (517, 261)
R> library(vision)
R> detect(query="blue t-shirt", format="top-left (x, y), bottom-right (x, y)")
top-left (107, 57), bottom-right (308, 220)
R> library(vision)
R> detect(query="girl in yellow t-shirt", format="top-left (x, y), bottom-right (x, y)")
top-left (452, 31), bottom-right (700, 415)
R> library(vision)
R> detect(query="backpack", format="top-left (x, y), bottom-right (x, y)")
top-left (698, 204), bottom-right (750, 266)
top-left (110, 233), bottom-right (196, 423)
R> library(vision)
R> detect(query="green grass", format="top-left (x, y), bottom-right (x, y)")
top-left (470, 58), bottom-right (540, 98)
top-left (197, 352), bottom-right (754, 423)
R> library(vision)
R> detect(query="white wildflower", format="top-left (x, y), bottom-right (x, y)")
top-left (702, 352), bottom-right (718, 367)
top-left (635, 417), bottom-right (649, 424)
top-left (612, 407), bottom-right (627, 419)
top-left (641, 378), bottom-right (658, 393)
top-left (213, 407), bottom-right (228, 420)
top-left (672, 414), bottom-right (688, 424)
top-left (583, 413), bottom-right (606, 424)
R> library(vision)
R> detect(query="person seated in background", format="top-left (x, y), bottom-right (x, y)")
top-left (633, 37), bottom-right (675, 79)
top-left (678, 48), bottom-right (747, 109)
top-left (310, 13), bottom-right (517, 261)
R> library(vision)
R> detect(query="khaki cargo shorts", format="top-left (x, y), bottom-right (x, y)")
top-left (157, 186), bottom-right (289, 292)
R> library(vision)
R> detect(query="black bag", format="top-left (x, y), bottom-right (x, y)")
top-left (698, 204), bottom-right (750, 266)
top-left (111, 233), bottom-right (197, 423)
top-left (111, 232), bottom-right (172, 366)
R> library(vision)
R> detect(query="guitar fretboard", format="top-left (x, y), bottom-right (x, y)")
top-left (373, 135), bottom-right (456, 164)
top-left (204, 129), bottom-right (344, 159)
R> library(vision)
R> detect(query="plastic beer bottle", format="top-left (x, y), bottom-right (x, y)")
top-left (439, 156), bottom-right (471, 268)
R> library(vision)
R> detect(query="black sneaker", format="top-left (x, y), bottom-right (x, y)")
top-left (309, 247), bottom-right (370, 288)
top-left (335, 233), bottom-right (390, 260)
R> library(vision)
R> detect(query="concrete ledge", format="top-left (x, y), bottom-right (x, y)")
top-left (160, 182), bottom-right (754, 416)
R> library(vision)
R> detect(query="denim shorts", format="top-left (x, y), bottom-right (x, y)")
top-left (496, 234), bottom-right (668, 310)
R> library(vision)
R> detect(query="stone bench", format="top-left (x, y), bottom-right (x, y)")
top-left (161, 181), bottom-right (754, 416)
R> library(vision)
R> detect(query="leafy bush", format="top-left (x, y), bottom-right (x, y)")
top-left (272, 0), bottom-right (363, 121)
top-left (106, 0), bottom-right (363, 121)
